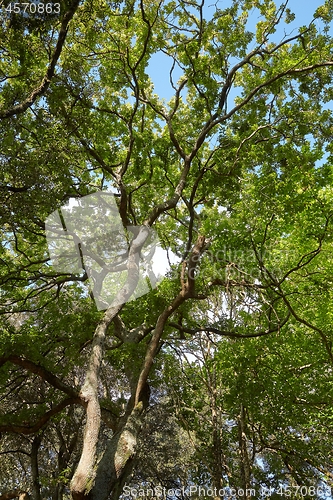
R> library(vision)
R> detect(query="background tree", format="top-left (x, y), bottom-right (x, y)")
top-left (163, 329), bottom-right (333, 499)
top-left (1, 0), bottom-right (333, 498)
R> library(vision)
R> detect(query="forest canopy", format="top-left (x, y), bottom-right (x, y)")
top-left (1, 0), bottom-right (333, 499)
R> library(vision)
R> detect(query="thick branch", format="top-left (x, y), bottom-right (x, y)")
top-left (0, 355), bottom-right (118, 431)
top-left (112, 315), bottom-right (153, 343)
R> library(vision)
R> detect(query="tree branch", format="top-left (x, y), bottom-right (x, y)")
top-left (169, 310), bottom-right (291, 339)
top-left (134, 235), bottom-right (207, 405)
top-left (0, 0), bottom-right (81, 119)
top-left (0, 397), bottom-right (79, 435)
top-left (0, 355), bottom-right (118, 431)
top-left (144, 158), bottom-right (191, 226)
top-left (0, 355), bottom-right (78, 398)
top-left (0, 492), bottom-right (30, 500)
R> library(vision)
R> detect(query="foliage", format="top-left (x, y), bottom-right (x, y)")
top-left (1, 0), bottom-right (333, 498)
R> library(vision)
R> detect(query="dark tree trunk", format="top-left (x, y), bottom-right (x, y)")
top-left (238, 404), bottom-right (251, 498)
top-left (31, 435), bottom-right (42, 500)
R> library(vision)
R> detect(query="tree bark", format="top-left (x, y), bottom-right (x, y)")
top-left (89, 399), bottom-right (146, 500)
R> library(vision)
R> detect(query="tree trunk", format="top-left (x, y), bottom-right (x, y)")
top-left (70, 235), bottom-right (204, 499)
top-left (209, 367), bottom-right (224, 496)
top-left (238, 404), bottom-right (251, 498)
top-left (70, 227), bottom-right (148, 499)
top-left (31, 435), bottom-right (42, 500)
top-left (89, 401), bottom-right (145, 500)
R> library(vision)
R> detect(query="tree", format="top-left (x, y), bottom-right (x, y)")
top-left (1, 0), bottom-right (333, 498)
top-left (163, 330), bottom-right (333, 499)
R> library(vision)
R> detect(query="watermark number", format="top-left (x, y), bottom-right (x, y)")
top-left (5, 2), bottom-right (60, 14)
